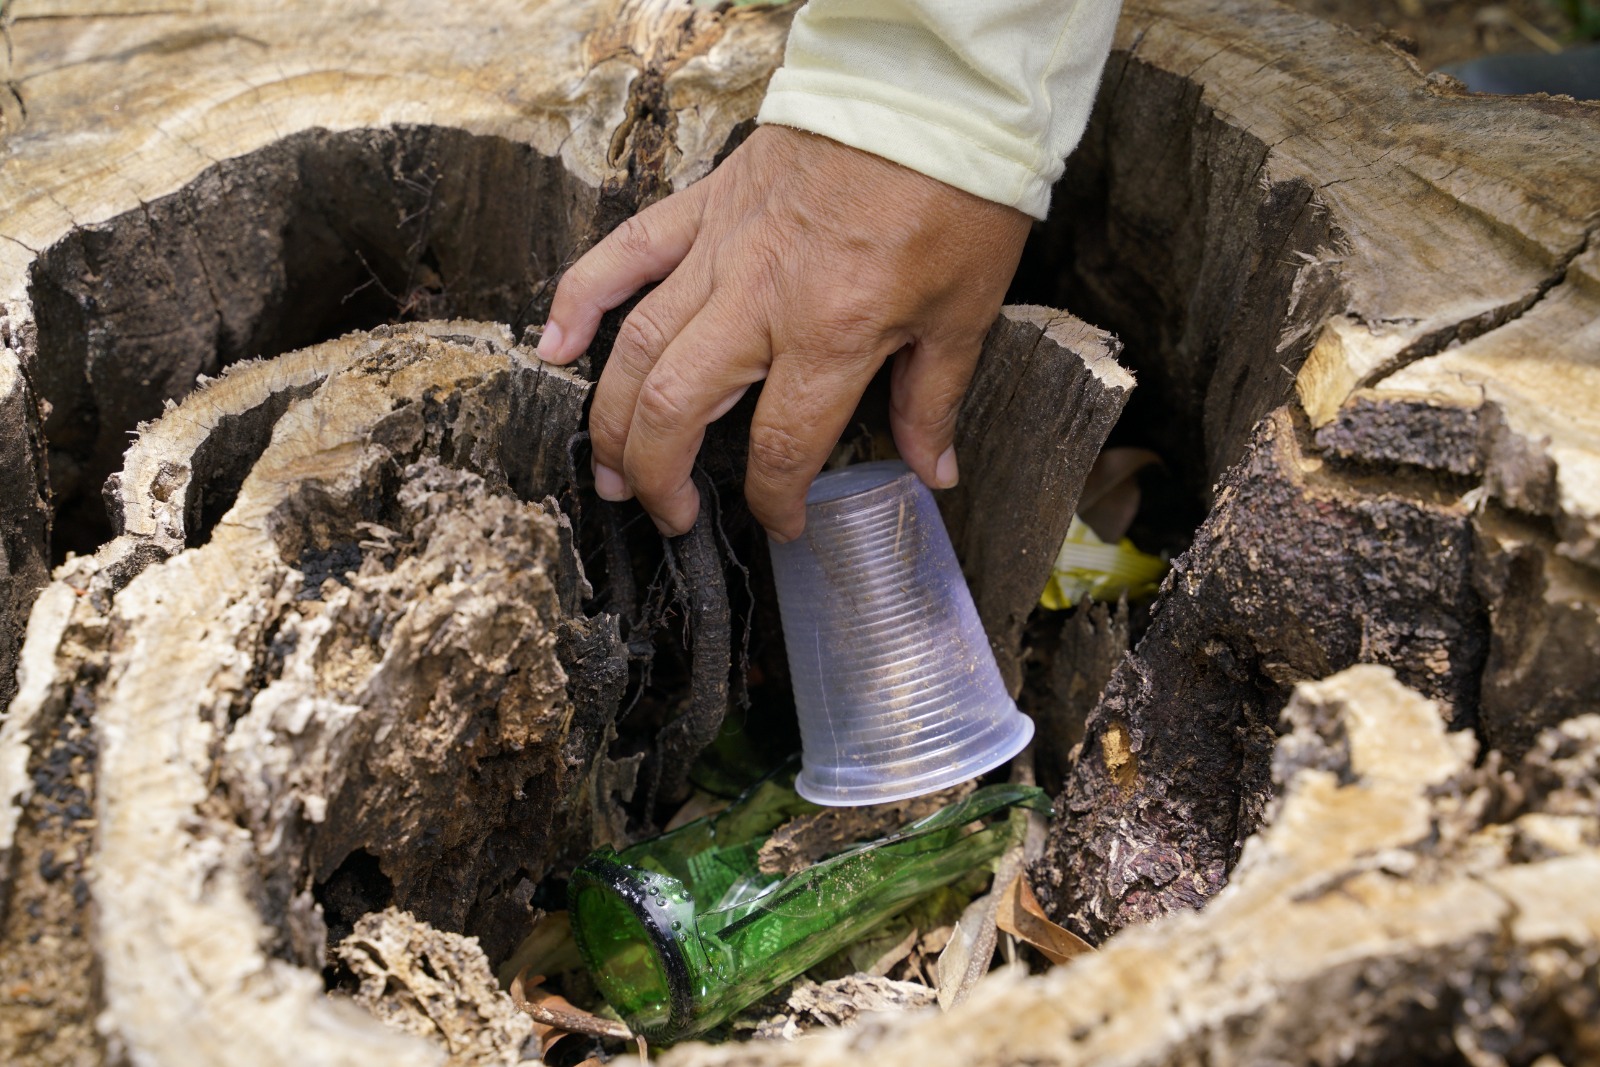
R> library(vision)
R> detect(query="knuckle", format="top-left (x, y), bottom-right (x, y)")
top-left (892, 383), bottom-right (965, 434)
top-left (610, 215), bottom-right (656, 262)
top-left (635, 362), bottom-right (693, 426)
top-left (587, 402), bottom-right (629, 456)
top-left (550, 261), bottom-right (592, 305)
top-left (614, 303), bottom-right (671, 361)
top-left (747, 422), bottom-right (812, 481)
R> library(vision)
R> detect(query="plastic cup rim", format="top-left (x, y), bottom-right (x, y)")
top-left (801, 459), bottom-right (916, 507)
top-left (796, 711), bottom-right (1034, 807)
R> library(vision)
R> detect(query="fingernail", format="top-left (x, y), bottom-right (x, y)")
top-left (593, 462), bottom-right (631, 501)
top-left (935, 446), bottom-right (959, 489)
top-left (536, 322), bottom-right (563, 362)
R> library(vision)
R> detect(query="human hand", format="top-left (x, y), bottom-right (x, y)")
top-left (536, 125), bottom-right (1033, 541)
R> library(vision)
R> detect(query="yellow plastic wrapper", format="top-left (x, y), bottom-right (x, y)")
top-left (1039, 516), bottom-right (1169, 610)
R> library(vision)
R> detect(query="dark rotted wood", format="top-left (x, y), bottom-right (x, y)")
top-left (939, 306), bottom-right (1133, 694)
top-left (1036, 411), bottom-right (1489, 939)
top-left (1473, 511), bottom-right (1600, 762)
top-left (651, 471), bottom-right (734, 810)
top-left (1020, 600), bottom-right (1130, 799)
top-left (0, 363), bottom-right (49, 713)
top-left (1020, 0), bottom-right (1600, 942)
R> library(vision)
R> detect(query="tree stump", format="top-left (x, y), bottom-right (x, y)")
top-left (0, 0), bottom-right (1597, 1065)
top-left (1020, 0), bottom-right (1600, 942)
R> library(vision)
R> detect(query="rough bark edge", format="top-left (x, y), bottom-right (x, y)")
top-left (940, 305), bottom-right (1132, 694)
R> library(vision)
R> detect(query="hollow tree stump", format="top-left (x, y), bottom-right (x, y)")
top-left (0, 0), bottom-right (1597, 1064)
top-left (0, 5), bottom-right (1130, 1060)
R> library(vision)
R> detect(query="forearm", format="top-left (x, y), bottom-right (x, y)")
top-left (757, 0), bottom-right (1122, 220)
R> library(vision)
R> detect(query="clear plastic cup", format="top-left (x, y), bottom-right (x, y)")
top-left (769, 460), bottom-right (1034, 806)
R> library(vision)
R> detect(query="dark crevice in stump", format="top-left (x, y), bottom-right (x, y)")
top-left (26, 125), bottom-right (597, 562)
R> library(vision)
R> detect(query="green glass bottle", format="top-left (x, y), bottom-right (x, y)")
top-left (568, 779), bottom-right (1049, 1042)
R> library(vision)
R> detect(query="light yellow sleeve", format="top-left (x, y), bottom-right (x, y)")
top-left (756, 0), bottom-right (1122, 220)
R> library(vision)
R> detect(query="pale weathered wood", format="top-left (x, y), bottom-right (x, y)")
top-left (0, 324), bottom-right (617, 1066)
top-left (335, 908), bottom-right (535, 1067)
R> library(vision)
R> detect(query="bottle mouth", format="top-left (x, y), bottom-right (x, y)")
top-left (568, 856), bottom-right (696, 1041)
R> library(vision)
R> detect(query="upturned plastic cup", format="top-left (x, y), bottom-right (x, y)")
top-left (769, 460), bottom-right (1034, 806)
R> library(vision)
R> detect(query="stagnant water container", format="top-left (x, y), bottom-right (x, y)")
top-left (769, 460), bottom-right (1034, 805)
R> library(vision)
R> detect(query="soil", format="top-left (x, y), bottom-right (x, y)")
top-left (1283, 0), bottom-right (1584, 68)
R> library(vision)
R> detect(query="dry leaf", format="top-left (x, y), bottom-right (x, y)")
top-left (509, 973), bottom-right (576, 1057)
top-left (866, 926), bottom-right (921, 978)
top-left (1078, 447), bottom-right (1163, 543)
top-left (995, 873), bottom-right (1094, 965)
top-left (935, 840), bottom-right (1028, 1010)
top-left (665, 789), bottom-right (732, 831)
top-left (934, 893), bottom-right (998, 1012)
top-left (495, 909), bottom-right (582, 989)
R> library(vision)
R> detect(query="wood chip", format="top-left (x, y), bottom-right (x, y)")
top-left (786, 975), bottom-right (938, 1028)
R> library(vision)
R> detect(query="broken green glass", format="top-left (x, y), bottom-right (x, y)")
top-left (568, 778), bottom-right (1049, 1042)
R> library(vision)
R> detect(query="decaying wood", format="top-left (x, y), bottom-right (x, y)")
top-left (1020, 600), bottom-right (1130, 799)
top-left (1023, 0), bottom-right (1600, 939)
top-left (0, 355), bottom-right (48, 714)
top-left (651, 477), bottom-right (734, 809)
top-left (0, 0), bottom-right (795, 655)
top-left (2, 0), bottom-right (1598, 1062)
top-left (666, 666), bottom-right (1600, 1067)
top-left (337, 907), bottom-right (535, 1067)
top-left (1040, 408), bottom-right (1490, 936)
top-left (747, 975), bottom-right (938, 1040)
top-left (938, 307), bottom-right (1132, 693)
top-left (1, 324), bottom-right (624, 1065)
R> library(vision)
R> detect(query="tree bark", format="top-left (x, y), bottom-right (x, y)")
top-left (0, 359), bottom-right (48, 714)
top-left (939, 308), bottom-right (1132, 694)
top-left (1022, 0), bottom-right (1600, 942)
top-left (1, 0), bottom-right (1597, 1064)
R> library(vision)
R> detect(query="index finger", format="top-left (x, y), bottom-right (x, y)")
top-left (538, 190), bottom-right (705, 365)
